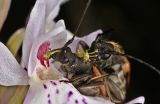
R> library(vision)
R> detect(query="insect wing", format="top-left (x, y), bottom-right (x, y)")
top-left (77, 80), bottom-right (104, 96)
top-left (104, 74), bottom-right (126, 103)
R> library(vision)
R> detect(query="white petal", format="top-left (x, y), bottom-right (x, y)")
top-left (69, 29), bottom-right (103, 52)
top-left (28, 20), bottom-right (67, 77)
top-left (79, 29), bottom-right (103, 46)
top-left (48, 22), bottom-right (74, 45)
top-left (67, 30), bottom-right (74, 41)
top-left (126, 96), bottom-right (145, 104)
top-left (24, 80), bottom-right (113, 104)
top-left (22, 0), bottom-right (46, 69)
top-left (22, 0), bottom-right (67, 69)
top-left (0, 42), bottom-right (28, 86)
top-left (45, 0), bottom-right (67, 25)
top-left (45, 21), bottom-right (55, 33)
top-left (46, 19), bottom-right (66, 36)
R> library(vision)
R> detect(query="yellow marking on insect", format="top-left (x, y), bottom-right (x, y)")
top-left (76, 48), bottom-right (85, 58)
top-left (88, 51), bottom-right (96, 55)
top-left (87, 51), bottom-right (97, 59)
top-left (83, 50), bottom-right (90, 61)
top-left (89, 55), bottom-right (96, 58)
top-left (44, 49), bottom-right (61, 59)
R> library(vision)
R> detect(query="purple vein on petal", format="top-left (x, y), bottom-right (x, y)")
top-left (82, 98), bottom-right (88, 104)
top-left (43, 84), bottom-right (47, 89)
top-left (50, 80), bottom-right (57, 86)
top-left (67, 91), bottom-right (73, 102)
top-left (56, 89), bottom-right (59, 94)
top-left (48, 93), bottom-right (50, 98)
top-left (68, 91), bottom-right (73, 98)
top-left (59, 80), bottom-right (69, 83)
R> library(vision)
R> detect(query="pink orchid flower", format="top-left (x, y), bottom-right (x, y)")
top-left (0, 0), bottom-right (145, 104)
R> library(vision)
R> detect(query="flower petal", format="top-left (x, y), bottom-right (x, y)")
top-left (66, 30), bottom-right (74, 41)
top-left (79, 29), bottom-right (103, 46)
top-left (126, 96), bottom-right (145, 104)
top-left (24, 80), bottom-right (113, 104)
top-left (0, 42), bottom-right (28, 86)
top-left (22, 0), bottom-right (66, 69)
top-left (22, 0), bottom-right (46, 69)
top-left (45, 0), bottom-right (67, 26)
top-left (69, 29), bottom-right (103, 52)
top-left (28, 20), bottom-right (67, 77)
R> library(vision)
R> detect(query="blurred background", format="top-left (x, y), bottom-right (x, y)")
top-left (0, 0), bottom-right (160, 103)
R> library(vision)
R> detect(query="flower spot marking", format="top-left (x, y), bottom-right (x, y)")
top-left (48, 99), bottom-right (52, 104)
top-left (43, 84), bottom-right (47, 89)
top-left (50, 80), bottom-right (57, 86)
top-left (68, 91), bottom-right (73, 98)
top-left (59, 80), bottom-right (69, 83)
top-left (67, 90), bottom-right (73, 102)
top-left (82, 98), bottom-right (88, 104)
top-left (75, 99), bottom-right (79, 104)
top-left (56, 89), bottom-right (59, 94)
top-left (48, 93), bottom-right (50, 98)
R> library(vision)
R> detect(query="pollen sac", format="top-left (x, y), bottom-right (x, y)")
top-left (37, 41), bottom-right (51, 67)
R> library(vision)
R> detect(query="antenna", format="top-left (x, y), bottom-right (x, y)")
top-left (126, 54), bottom-right (160, 75)
top-left (109, 51), bottom-right (160, 75)
top-left (64, 0), bottom-right (92, 47)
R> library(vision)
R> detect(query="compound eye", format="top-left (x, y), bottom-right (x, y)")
top-left (60, 54), bottom-right (68, 63)
top-left (98, 47), bottom-right (110, 60)
top-left (63, 51), bottom-right (69, 61)
top-left (59, 50), bottom-right (69, 63)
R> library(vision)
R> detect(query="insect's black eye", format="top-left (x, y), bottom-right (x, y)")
top-left (60, 54), bottom-right (69, 63)
top-left (99, 47), bottom-right (111, 60)
top-left (59, 50), bottom-right (68, 63)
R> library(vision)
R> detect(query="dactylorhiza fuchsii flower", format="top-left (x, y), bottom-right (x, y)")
top-left (0, 0), bottom-right (145, 104)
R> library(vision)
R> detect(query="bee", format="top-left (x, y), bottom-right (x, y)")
top-left (73, 29), bottom-right (160, 103)
top-left (75, 32), bottom-right (130, 103)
